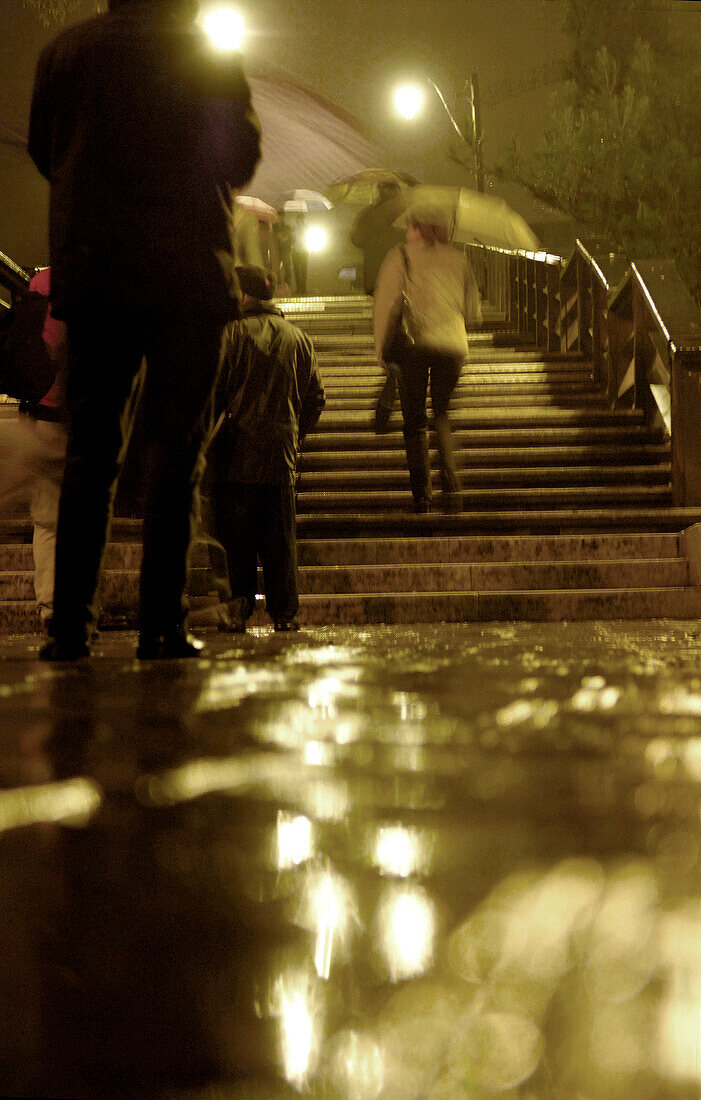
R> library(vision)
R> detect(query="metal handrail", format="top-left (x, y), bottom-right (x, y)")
top-left (0, 249), bottom-right (30, 302)
top-left (470, 238), bottom-right (701, 504)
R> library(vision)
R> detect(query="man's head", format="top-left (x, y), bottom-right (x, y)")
top-left (377, 181), bottom-right (402, 205)
top-left (235, 265), bottom-right (275, 303)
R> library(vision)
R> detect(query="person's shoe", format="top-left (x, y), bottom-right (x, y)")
top-left (374, 400), bottom-right (392, 434)
top-left (136, 627), bottom-right (204, 660)
top-left (39, 637), bottom-right (90, 661)
top-left (273, 619), bottom-right (301, 632)
top-left (440, 491), bottom-right (463, 514)
top-left (412, 498), bottom-right (432, 514)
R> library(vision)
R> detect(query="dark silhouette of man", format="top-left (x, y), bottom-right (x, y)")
top-left (350, 181), bottom-right (407, 432)
top-left (350, 180), bottom-right (405, 296)
top-left (291, 213), bottom-right (308, 295)
top-left (28, 0), bottom-right (261, 660)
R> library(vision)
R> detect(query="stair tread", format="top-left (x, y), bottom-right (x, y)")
top-left (301, 446), bottom-right (671, 469)
top-left (296, 584), bottom-right (700, 598)
top-left (300, 464), bottom-right (671, 482)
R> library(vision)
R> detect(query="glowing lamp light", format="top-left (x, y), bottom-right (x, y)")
top-left (394, 83), bottom-right (425, 121)
top-left (201, 5), bottom-right (245, 52)
top-left (304, 226), bottom-right (329, 254)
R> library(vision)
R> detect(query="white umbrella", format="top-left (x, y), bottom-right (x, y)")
top-left (395, 186), bottom-right (540, 251)
top-left (235, 195), bottom-right (279, 223)
top-left (280, 189), bottom-right (333, 213)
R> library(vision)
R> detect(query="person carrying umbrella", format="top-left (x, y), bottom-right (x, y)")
top-left (349, 181), bottom-right (408, 431)
top-left (350, 179), bottom-right (406, 296)
top-left (290, 213), bottom-right (308, 295)
top-left (373, 205), bottom-right (482, 513)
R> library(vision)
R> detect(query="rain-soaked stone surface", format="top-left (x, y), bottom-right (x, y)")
top-left (1, 621), bottom-right (701, 1099)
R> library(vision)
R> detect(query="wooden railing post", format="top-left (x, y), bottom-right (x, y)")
top-left (671, 344), bottom-right (701, 505)
top-left (508, 254), bottom-right (519, 330)
top-left (559, 253), bottom-right (579, 354)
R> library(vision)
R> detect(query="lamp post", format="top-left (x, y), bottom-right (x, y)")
top-left (394, 75), bottom-right (484, 193)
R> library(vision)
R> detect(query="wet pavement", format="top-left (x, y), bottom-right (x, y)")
top-left (1, 621), bottom-right (701, 1099)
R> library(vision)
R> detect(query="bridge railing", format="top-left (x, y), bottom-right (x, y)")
top-left (468, 240), bottom-right (701, 505)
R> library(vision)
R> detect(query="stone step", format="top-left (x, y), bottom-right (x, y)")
top-left (297, 484), bottom-right (672, 513)
top-left (284, 586), bottom-right (701, 625)
top-left (312, 338), bottom-right (585, 359)
top-left (321, 370), bottom-right (596, 389)
top-left (315, 348), bottom-right (587, 365)
top-left (300, 444), bottom-right (671, 472)
top-left (5, 583), bottom-right (701, 633)
top-left (316, 366), bottom-right (590, 379)
top-left (6, 555), bottom-right (686, 604)
top-left (322, 398), bottom-right (612, 419)
top-left (296, 531), bottom-right (683, 566)
top-left (2, 531), bottom-right (683, 574)
top-left (0, 565), bottom-right (212, 604)
top-left (285, 299), bottom-right (503, 316)
top-left (296, 506), bottom-right (701, 538)
top-left (323, 384), bottom-right (603, 408)
top-left (0, 517), bottom-right (147, 545)
top-left (302, 423), bottom-right (665, 453)
top-left (0, 539), bottom-right (215, 571)
top-left (298, 465), bottom-right (672, 491)
top-left (295, 558), bottom-right (689, 594)
top-left (320, 354), bottom-right (591, 369)
top-left (308, 406), bottom-right (646, 437)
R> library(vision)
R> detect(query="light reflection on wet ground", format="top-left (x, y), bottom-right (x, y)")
top-left (1, 621), bottom-right (701, 1098)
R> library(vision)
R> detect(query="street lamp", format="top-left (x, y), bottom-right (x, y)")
top-left (394, 75), bottom-right (485, 193)
top-left (304, 226), bottom-right (330, 254)
top-left (200, 4), bottom-right (246, 52)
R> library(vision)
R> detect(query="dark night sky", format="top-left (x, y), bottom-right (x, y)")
top-left (1, 0), bottom-right (699, 268)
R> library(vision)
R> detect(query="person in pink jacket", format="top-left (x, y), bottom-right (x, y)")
top-left (26, 267), bottom-right (68, 623)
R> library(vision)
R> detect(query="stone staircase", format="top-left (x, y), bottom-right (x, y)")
top-left (2, 293), bottom-right (701, 631)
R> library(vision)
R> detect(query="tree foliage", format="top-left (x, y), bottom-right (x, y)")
top-left (22, 0), bottom-right (105, 22)
top-left (507, 0), bottom-right (701, 300)
top-left (22, 0), bottom-right (83, 22)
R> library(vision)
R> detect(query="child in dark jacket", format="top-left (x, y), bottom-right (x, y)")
top-left (209, 265), bottom-right (325, 632)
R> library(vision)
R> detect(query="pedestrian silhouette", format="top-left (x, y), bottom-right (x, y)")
top-left (28, 0), bottom-right (261, 660)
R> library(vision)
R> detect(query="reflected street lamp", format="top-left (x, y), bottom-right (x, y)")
top-left (394, 75), bottom-right (485, 193)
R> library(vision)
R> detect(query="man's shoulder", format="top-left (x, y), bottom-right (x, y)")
top-left (268, 310), bottom-right (314, 347)
top-left (38, 10), bottom-right (108, 61)
top-left (37, 11), bottom-right (249, 98)
top-left (253, 309), bottom-right (315, 353)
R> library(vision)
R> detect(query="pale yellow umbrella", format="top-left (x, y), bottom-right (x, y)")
top-left (395, 185), bottom-right (540, 251)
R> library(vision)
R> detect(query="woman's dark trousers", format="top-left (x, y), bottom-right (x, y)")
top-left (213, 482), bottom-right (299, 623)
top-left (397, 348), bottom-right (463, 505)
top-left (49, 312), bottom-right (223, 645)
